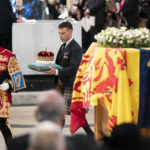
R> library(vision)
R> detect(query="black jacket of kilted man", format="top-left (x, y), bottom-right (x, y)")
top-left (56, 39), bottom-right (82, 87)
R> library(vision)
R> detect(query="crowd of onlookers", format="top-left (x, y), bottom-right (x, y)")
top-left (43, 0), bottom-right (150, 52)
top-left (44, 0), bottom-right (150, 28)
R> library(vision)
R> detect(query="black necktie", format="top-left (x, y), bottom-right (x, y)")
top-left (57, 43), bottom-right (66, 64)
top-left (60, 43), bottom-right (66, 52)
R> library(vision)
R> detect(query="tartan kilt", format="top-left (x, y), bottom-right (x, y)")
top-left (56, 86), bottom-right (73, 115)
top-left (56, 78), bottom-right (73, 115)
top-left (63, 87), bottom-right (73, 115)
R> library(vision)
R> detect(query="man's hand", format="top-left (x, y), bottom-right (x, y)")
top-left (119, 13), bottom-right (126, 20)
top-left (84, 10), bottom-right (90, 18)
top-left (17, 19), bottom-right (25, 23)
top-left (0, 82), bottom-right (9, 91)
top-left (44, 67), bottom-right (56, 75)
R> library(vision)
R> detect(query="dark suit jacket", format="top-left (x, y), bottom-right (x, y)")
top-left (86, 0), bottom-right (106, 26)
top-left (56, 39), bottom-right (82, 87)
top-left (0, 0), bottom-right (16, 36)
top-left (121, 0), bottom-right (139, 28)
top-left (7, 134), bottom-right (29, 150)
top-left (0, 0), bottom-right (16, 50)
top-left (60, 0), bottom-right (66, 5)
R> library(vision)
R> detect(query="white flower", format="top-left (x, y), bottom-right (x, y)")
top-left (95, 27), bottom-right (150, 48)
top-left (119, 40), bottom-right (123, 44)
top-left (109, 37), bottom-right (113, 42)
top-left (113, 39), bottom-right (117, 43)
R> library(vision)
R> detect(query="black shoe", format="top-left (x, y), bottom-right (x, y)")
top-left (82, 120), bottom-right (94, 137)
top-left (83, 125), bottom-right (94, 137)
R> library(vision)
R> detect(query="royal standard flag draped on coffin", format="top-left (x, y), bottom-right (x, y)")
top-left (70, 43), bottom-right (150, 134)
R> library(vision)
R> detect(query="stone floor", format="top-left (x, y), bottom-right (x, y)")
top-left (0, 105), bottom-right (94, 150)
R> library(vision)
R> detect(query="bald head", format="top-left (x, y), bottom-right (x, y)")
top-left (36, 90), bottom-right (65, 124)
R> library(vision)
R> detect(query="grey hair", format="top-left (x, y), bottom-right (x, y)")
top-left (29, 121), bottom-right (65, 150)
top-left (36, 90), bottom-right (65, 123)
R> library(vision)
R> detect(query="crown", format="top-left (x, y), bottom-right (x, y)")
top-left (37, 48), bottom-right (54, 61)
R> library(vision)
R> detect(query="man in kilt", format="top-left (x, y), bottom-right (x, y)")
top-left (45, 21), bottom-right (93, 136)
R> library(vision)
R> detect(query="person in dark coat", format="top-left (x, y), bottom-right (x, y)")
top-left (120, 0), bottom-right (139, 28)
top-left (0, 0), bottom-right (24, 51)
top-left (82, 0), bottom-right (106, 53)
top-left (45, 22), bottom-right (82, 116)
top-left (139, 0), bottom-right (150, 29)
top-left (44, 0), bottom-right (59, 19)
top-left (84, 0), bottom-right (106, 38)
top-left (45, 22), bottom-right (94, 136)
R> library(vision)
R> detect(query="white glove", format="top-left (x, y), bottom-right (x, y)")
top-left (0, 82), bottom-right (9, 91)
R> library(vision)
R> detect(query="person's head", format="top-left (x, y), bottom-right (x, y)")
top-left (28, 121), bottom-right (65, 150)
top-left (35, 90), bottom-right (65, 126)
top-left (103, 123), bottom-right (150, 150)
top-left (58, 22), bottom-right (73, 43)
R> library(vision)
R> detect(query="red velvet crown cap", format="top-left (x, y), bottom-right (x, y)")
top-left (38, 48), bottom-right (54, 57)
top-left (49, 52), bottom-right (54, 56)
top-left (38, 51), bottom-right (49, 56)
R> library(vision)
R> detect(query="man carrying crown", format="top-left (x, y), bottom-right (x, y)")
top-left (0, 47), bottom-right (26, 148)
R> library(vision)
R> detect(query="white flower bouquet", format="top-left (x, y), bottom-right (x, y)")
top-left (94, 27), bottom-right (150, 48)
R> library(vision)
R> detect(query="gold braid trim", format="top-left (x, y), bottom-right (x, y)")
top-left (7, 79), bottom-right (14, 90)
